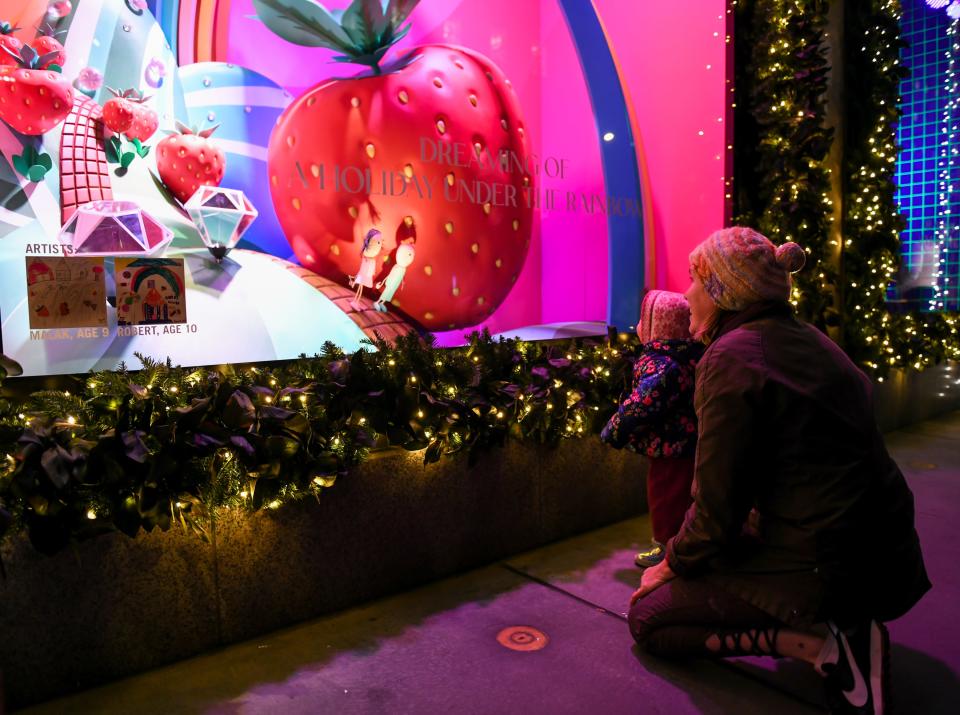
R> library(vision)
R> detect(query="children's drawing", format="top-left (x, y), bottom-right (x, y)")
top-left (25, 257), bottom-right (107, 329)
top-left (116, 257), bottom-right (187, 326)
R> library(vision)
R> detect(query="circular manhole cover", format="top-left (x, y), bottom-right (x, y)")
top-left (496, 626), bottom-right (549, 652)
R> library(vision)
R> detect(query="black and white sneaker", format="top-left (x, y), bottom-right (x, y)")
top-left (820, 620), bottom-right (891, 715)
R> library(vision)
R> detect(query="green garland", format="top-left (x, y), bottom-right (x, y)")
top-left (0, 331), bottom-right (636, 555)
top-left (733, 0), bottom-right (838, 331)
top-left (735, 0), bottom-right (960, 375)
top-left (841, 0), bottom-right (960, 372)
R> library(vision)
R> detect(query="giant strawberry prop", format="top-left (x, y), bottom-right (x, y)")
top-left (0, 45), bottom-right (73, 135)
top-left (156, 121), bottom-right (226, 203)
top-left (254, 0), bottom-right (534, 330)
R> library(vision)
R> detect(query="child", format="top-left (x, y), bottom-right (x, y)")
top-left (601, 290), bottom-right (704, 568)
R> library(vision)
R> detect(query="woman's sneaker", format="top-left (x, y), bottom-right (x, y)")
top-left (818, 620), bottom-right (891, 715)
top-left (634, 541), bottom-right (665, 568)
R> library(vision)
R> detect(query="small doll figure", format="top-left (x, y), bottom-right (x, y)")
top-left (374, 241), bottom-right (416, 312)
top-left (349, 228), bottom-right (383, 310)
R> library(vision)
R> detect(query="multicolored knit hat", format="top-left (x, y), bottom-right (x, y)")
top-left (689, 226), bottom-right (806, 311)
top-left (638, 290), bottom-right (692, 343)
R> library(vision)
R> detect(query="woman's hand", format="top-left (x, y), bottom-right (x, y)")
top-left (629, 559), bottom-right (677, 606)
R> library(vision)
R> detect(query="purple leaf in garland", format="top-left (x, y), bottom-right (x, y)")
top-left (223, 389), bottom-right (256, 430)
top-left (259, 405), bottom-right (296, 421)
top-left (121, 430), bottom-right (149, 463)
top-left (329, 358), bottom-right (350, 384)
top-left (193, 433), bottom-right (225, 448)
top-left (229, 435), bottom-right (255, 456)
top-left (40, 444), bottom-right (73, 488)
top-left (531, 366), bottom-right (550, 381)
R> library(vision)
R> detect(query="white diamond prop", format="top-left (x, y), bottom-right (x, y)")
top-left (185, 186), bottom-right (258, 262)
top-left (59, 200), bottom-right (173, 256)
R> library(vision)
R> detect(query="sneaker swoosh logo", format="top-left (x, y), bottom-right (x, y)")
top-left (837, 630), bottom-right (869, 708)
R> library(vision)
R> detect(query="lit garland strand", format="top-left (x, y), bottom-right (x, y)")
top-left (934, 14), bottom-right (960, 310)
top-left (842, 0), bottom-right (959, 373)
top-left (0, 332), bottom-right (637, 554)
top-left (732, 0), bottom-right (837, 329)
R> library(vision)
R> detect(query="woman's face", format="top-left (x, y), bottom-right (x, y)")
top-left (684, 270), bottom-right (718, 338)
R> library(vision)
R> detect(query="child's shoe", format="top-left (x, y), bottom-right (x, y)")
top-left (634, 541), bottom-right (665, 568)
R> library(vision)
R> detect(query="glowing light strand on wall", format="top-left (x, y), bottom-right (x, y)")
top-left (934, 12), bottom-right (960, 309)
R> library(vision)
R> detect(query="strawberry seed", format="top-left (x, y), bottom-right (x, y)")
top-left (365, 143), bottom-right (375, 159)
top-left (398, 90), bottom-right (409, 104)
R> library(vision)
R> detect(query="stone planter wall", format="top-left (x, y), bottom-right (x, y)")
top-left (0, 439), bottom-right (647, 710)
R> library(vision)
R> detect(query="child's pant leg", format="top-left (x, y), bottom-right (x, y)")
top-left (646, 456), bottom-right (695, 544)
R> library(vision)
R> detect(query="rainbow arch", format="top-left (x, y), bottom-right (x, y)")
top-left (151, 0), bottom-right (233, 66)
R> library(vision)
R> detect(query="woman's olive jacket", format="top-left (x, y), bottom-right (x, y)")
top-left (666, 301), bottom-right (930, 627)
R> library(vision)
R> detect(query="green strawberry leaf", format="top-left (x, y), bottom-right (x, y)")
top-left (252, 0), bottom-right (354, 50)
top-left (120, 151), bottom-right (136, 168)
top-left (46, 63), bottom-right (63, 73)
top-left (138, 144), bottom-right (150, 158)
top-left (130, 138), bottom-right (143, 151)
top-left (27, 165), bottom-right (48, 182)
top-left (104, 140), bottom-right (120, 164)
top-left (342, 0), bottom-right (385, 51)
top-left (37, 151), bottom-right (53, 170)
top-left (12, 153), bottom-right (28, 177)
top-left (386, 0), bottom-right (419, 29)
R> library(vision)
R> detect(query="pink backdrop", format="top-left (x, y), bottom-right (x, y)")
top-left (223, 0), bottom-right (729, 334)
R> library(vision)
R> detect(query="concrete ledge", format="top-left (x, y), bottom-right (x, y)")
top-left (0, 439), bottom-right (646, 710)
top-left (873, 362), bottom-right (960, 432)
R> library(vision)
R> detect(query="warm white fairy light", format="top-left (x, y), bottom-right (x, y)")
top-left (933, 14), bottom-right (959, 310)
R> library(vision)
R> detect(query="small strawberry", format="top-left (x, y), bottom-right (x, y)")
top-left (48, 1), bottom-right (72, 21)
top-left (0, 22), bottom-right (22, 67)
top-left (101, 88), bottom-right (135, 134)
top-left (0, 45), bottom-right (73, 135)
top-left (126, 100), bottom-right (158, 142)
top-left (33, 22), bottom-right (66, 70)
top-left (156, 121), bottom-right (226, 203)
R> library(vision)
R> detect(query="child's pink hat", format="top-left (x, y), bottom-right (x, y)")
top-left (639, 290), bottom-right (692, 343)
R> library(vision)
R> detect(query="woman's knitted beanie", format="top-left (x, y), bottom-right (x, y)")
top-left (689, 226), bottom-right (806, 311)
